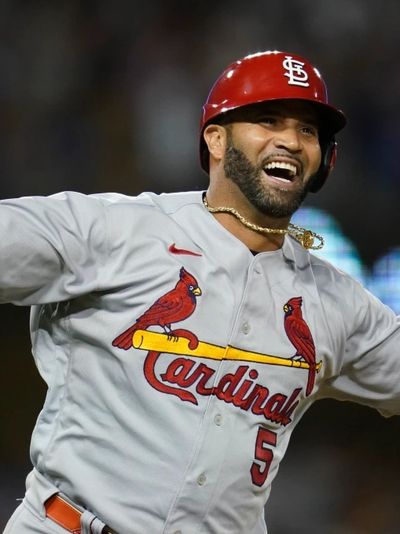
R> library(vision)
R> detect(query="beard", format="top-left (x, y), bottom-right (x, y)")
top-left (223, 141), bottom-right (310, 219)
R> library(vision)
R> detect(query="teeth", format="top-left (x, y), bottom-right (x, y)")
top-left (265, 161), bottom-right (297, 176)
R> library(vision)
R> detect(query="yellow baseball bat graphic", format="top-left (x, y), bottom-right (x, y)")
top-left (132, 330), bottom-right (322, 371)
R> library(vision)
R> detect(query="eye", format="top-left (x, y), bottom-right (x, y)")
top-left (189, 285), bottom-right (194, 290)
top-left (258, 116), bottom-right (277, 126)
top-left (300, 124), bottom-right (318, 137)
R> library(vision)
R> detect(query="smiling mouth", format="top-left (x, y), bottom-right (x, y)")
top-left (263, 161), bottom-right (299, 183)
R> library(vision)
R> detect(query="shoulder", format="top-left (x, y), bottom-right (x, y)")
top-left (1, 189), bottom-right (203, 232)
top-left (305, 246), bottom-right (396, 333)
top-left (309, 250), bottom-right (361, 290)
top-left (309, 248), bottom-right (371, 308)
top-left (94, 190), bottom-right (204, 228)
top-left (286, 236), bottom-right (364, 293)
top-left (286, 236), bottom-right (385, 318)
top-left (87, 190), bottom-right (206, 248)
top-left (92, 190), bottom-right (203, 213)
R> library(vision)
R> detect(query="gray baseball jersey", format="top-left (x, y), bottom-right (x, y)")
top-left (1, 190), bottom-right (400, 534)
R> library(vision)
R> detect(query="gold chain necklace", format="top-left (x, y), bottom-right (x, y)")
top-left (202, 196), bottom-right (324, 250)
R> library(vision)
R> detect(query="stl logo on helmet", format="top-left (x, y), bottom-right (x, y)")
top-left (282, 56), bottom-right (310, 87)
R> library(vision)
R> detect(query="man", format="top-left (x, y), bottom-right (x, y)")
top-left (3, 50), bottom-right (400, 534)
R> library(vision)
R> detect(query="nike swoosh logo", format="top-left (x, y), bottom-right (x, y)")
top-left (168, 243), bottom-right (202, 257)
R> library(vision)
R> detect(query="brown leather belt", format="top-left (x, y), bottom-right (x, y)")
top-left (45, 494), bottom-right (116, 534)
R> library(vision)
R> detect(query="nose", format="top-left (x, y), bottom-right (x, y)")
top-left (273, 126), bottom-right (302, 152)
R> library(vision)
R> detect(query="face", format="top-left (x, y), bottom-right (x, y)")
top-left (222, 101), bottom-right (322, 218)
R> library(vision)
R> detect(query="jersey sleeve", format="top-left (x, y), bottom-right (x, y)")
top-left (317, 278), bottom-right (400, 417)
top-left (0, 191), bottom-right (108, 305)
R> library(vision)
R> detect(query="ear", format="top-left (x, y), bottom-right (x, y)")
top-left (203, 124), bottom-right (227, 163)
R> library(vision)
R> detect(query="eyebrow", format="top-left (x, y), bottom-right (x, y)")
top-left (254, 109), bottom-right (319, 126)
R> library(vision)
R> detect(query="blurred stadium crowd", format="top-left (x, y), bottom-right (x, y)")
top-left (0, 1), bottom-right (400, 532)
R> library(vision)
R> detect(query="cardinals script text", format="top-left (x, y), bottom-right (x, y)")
top-left (144, 351), bottom-right (302, 427)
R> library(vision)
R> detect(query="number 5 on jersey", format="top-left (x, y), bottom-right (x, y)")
top-left (250, 427), bottom-right (277, 486)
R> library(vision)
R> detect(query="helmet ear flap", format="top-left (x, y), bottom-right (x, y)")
top-left (309, 138), bottom-right (337, 193)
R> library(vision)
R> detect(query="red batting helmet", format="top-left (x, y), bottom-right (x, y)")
top-left (200, 50), bottom-right (347, 192)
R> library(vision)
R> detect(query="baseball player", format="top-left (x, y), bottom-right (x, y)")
top-left (3, 50), bottom-right (400, 534)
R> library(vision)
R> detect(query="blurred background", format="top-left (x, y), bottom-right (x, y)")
top-left (1, 0), bottom-right (400, 532)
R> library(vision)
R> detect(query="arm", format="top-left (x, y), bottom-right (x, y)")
top-left (0, 191), bottom-right (107, 305)
top-left (318, 281), bottom-right (400, 417)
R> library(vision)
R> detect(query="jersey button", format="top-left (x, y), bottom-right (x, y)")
top-left (173, 531), bottom-right (182, 534)
top-left (214, 413), bottom-right (222, 426)
top-left (241, 322), bottom-right (250, 334)
top-left (197, 473), bottom-right (207, 486)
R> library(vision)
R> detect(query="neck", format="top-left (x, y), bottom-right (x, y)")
top-left (204, 196), bottom-right (285, 252)
top-left (206, 184), bottom-right (290, 230)
top-left (204, 187), bottom-right (288, 252)
top-left (203, 190), bottom-right (323, 251)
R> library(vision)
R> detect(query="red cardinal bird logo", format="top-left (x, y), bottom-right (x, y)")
top-left (283, 296), bottom-right (316, 396)
top-left (112, 267), bottom-right (202, 350)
